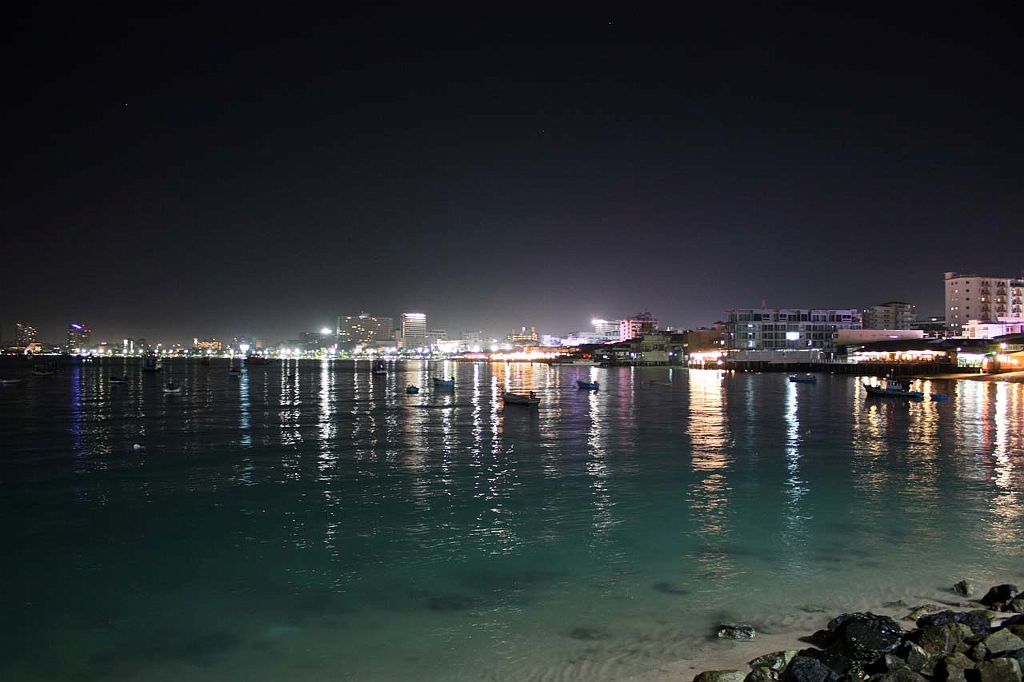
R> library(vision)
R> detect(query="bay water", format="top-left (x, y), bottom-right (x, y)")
top-left (2, 359), bottom-right (1022, 681)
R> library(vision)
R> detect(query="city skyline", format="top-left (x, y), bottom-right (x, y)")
top-left (3, 3), bottom-right (1021, 345)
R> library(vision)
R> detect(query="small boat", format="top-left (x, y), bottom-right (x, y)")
top-left (32, 362), bottom-right (57, 376)
top-left (503, 391), bottom-right (540, 406)
top-left (141, 356), bottom-right (162, 372)
top-left (863, 375), bottom-right (923, 400)
top-left (372, 360), bottom-right (387, 375)
top-left (406, 385), bottom-right (420, 394)
top-left (788, 375), bottom-right (817, 384)
top-left (110, 375), bottom-right (129, 384)
top-left (200, 357), bottom-right (211, 366)
top-left (432, 377), bottom-right (455, 388)
top-left (0, 377), bottom-right (24, 385)
top-left (244, 354), bottom-right (275, 366)
top-left (576, 380), bottom-right (600, 390)
top-left (163, 381), bottom-right (183, 394)
top-left (228, 365), bottom-right (242, 377)
top-left (930, 393), bottom-right (949, 401)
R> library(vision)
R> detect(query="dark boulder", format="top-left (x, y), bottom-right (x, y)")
top-left (825, 613), bottom-right (904, 663)
top-left (781, 655), bottom-right (842, 682)
top-left (981, 585), bottom-right (1020, 608)
top-left (917, 610), bottom-right (992, 634)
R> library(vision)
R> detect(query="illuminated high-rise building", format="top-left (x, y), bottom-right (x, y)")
top-left (945, 272), bottom-right (1024, 337)
top-left (401, 313), bottom-right (427, 339)
top-left (15, 323), bottom-right (37, 347)
top-left (66, 323), bottom-right (92, 353)
top-left (337, 312), bottom-right (394, 348)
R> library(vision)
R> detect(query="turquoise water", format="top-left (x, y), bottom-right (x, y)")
top-left (1, 359), bottom-right (1022, 681)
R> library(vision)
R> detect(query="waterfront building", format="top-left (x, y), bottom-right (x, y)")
top-left (506, 326), bottom-right (539, 345)
top-left (620, 311), bottom-right (658, 341)
top-left (964, 317), bottom-right (1024, 339)
top-left (862, 301), bottom-right (916, 330)
top-left (337, 312), bottom-right (395, 348)
top-left (944, 271), bottom-right (1024, 337)
top-left (66, 323), bottom-right (92, 354)
top-left (15, 323), bottom-right (37, 347)
top-left (726, 308), bottom-right (861, 352)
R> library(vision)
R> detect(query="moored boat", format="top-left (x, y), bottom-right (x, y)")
top-left (110, 375), bottom-right (129, 384)
top-left (141, 356), bottom-right (162, 372)
top-left (372, 360), bottom-right (387, 375)
top-left (163, 381), bottom-right (183, 394)
top-left (863, 375), bottom-right (923, 400)
top-left (788, 375), bottom-right (817, 384)
top-left (503, 391), bottom-right (540, 406)
top-left (432, 377), bottom-right (455, 388)
top-left (576, 380), bottom-right (600, 390)
top-left (406, 385), bottom-right (419, 394)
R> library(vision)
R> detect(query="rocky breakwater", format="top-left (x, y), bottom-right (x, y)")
top-left (697, 582), bottom-right (1024, 682)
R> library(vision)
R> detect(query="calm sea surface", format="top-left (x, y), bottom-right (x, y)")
top-left (2, 359), bottom-right (1022, 681)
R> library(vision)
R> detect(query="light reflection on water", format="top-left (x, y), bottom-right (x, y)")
top-left (1, 361), bottom-right (1022, 682)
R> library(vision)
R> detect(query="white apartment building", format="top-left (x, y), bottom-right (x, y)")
top-left (726, 308), bottom-right (862, 352)
top-left (945, 272), bottom-right (1024, 336)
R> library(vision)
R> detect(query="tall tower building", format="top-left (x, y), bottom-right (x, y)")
top-left (15, 323), bottom-right (38, 347)
top-left (944, 272), bottom-right (1024, 336)
top-left (401, 313), bottom-right (427, 339)
top-left (66, 323), bottom-right (92, 353)
top-left (337, 312), bottom-right (394, 348)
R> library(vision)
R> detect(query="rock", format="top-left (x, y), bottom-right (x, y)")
top-left (917, 610), bottom-right (992, 635)
top-left (911, 624), bottom-right (973, 657)
top-left (749, 651), bottom-right (798, 671)
top-left (979, 629), bottom-right (1024, 657)
top-left (871, 669), bottom-right (929, 682)
top-left (982, 585), bottom-right (1021, 608)
top-left (901, 640), bottom-right (937, 674)
top-left (825, 612), bottom-right (904, 662)
top-left (991, 649), bottom-right (1024, 669)
top-left (781, 655), bottom-right (842, 682)
top-left (976, 657), bottom-right (1022, 682)
top-left (936, 652), bottom-right (976, 682)
top-left (719, 624), bottom-right (757, 640)
top-left (954, 580), bottom-right (977, 597)
top-left (695, 670), bottom-right (747, 682)
top-left (745, 666), bottom-right (780, 682)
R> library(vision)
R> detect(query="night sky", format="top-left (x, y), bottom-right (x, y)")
top-left (2, 2), bottom-right (1021, 345)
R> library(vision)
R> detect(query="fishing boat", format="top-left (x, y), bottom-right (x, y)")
top-left (32, 361), bottom-right (57, 376)
top-left (406, 385), bottom-right (420, 394)
top-left (503, 391), bottom-right (540, 406)
top-left (163, 381), bottom-right (183, 394)
top-left (244, 354), bottom-right (275, 366)
top-left (788, 375), bottom-right (817, 384)
top-left (863, 375), bottom-right (923, 400)
top-left (576, 380), bottom-right (600, 390)
top-left (372, 359), bottom-right (387, 375)
top-left (432, 377), bottom-right (455, 388)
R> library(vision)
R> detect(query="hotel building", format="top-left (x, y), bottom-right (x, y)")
top-left (944, 272), bottom-right (1024, 337)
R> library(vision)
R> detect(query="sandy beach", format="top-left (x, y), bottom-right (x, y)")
top-left (915, 370), bottom-right (1024, 384)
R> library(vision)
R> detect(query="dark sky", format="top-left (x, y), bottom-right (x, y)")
top-left (2, 2), bottom-right (1021, 345)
